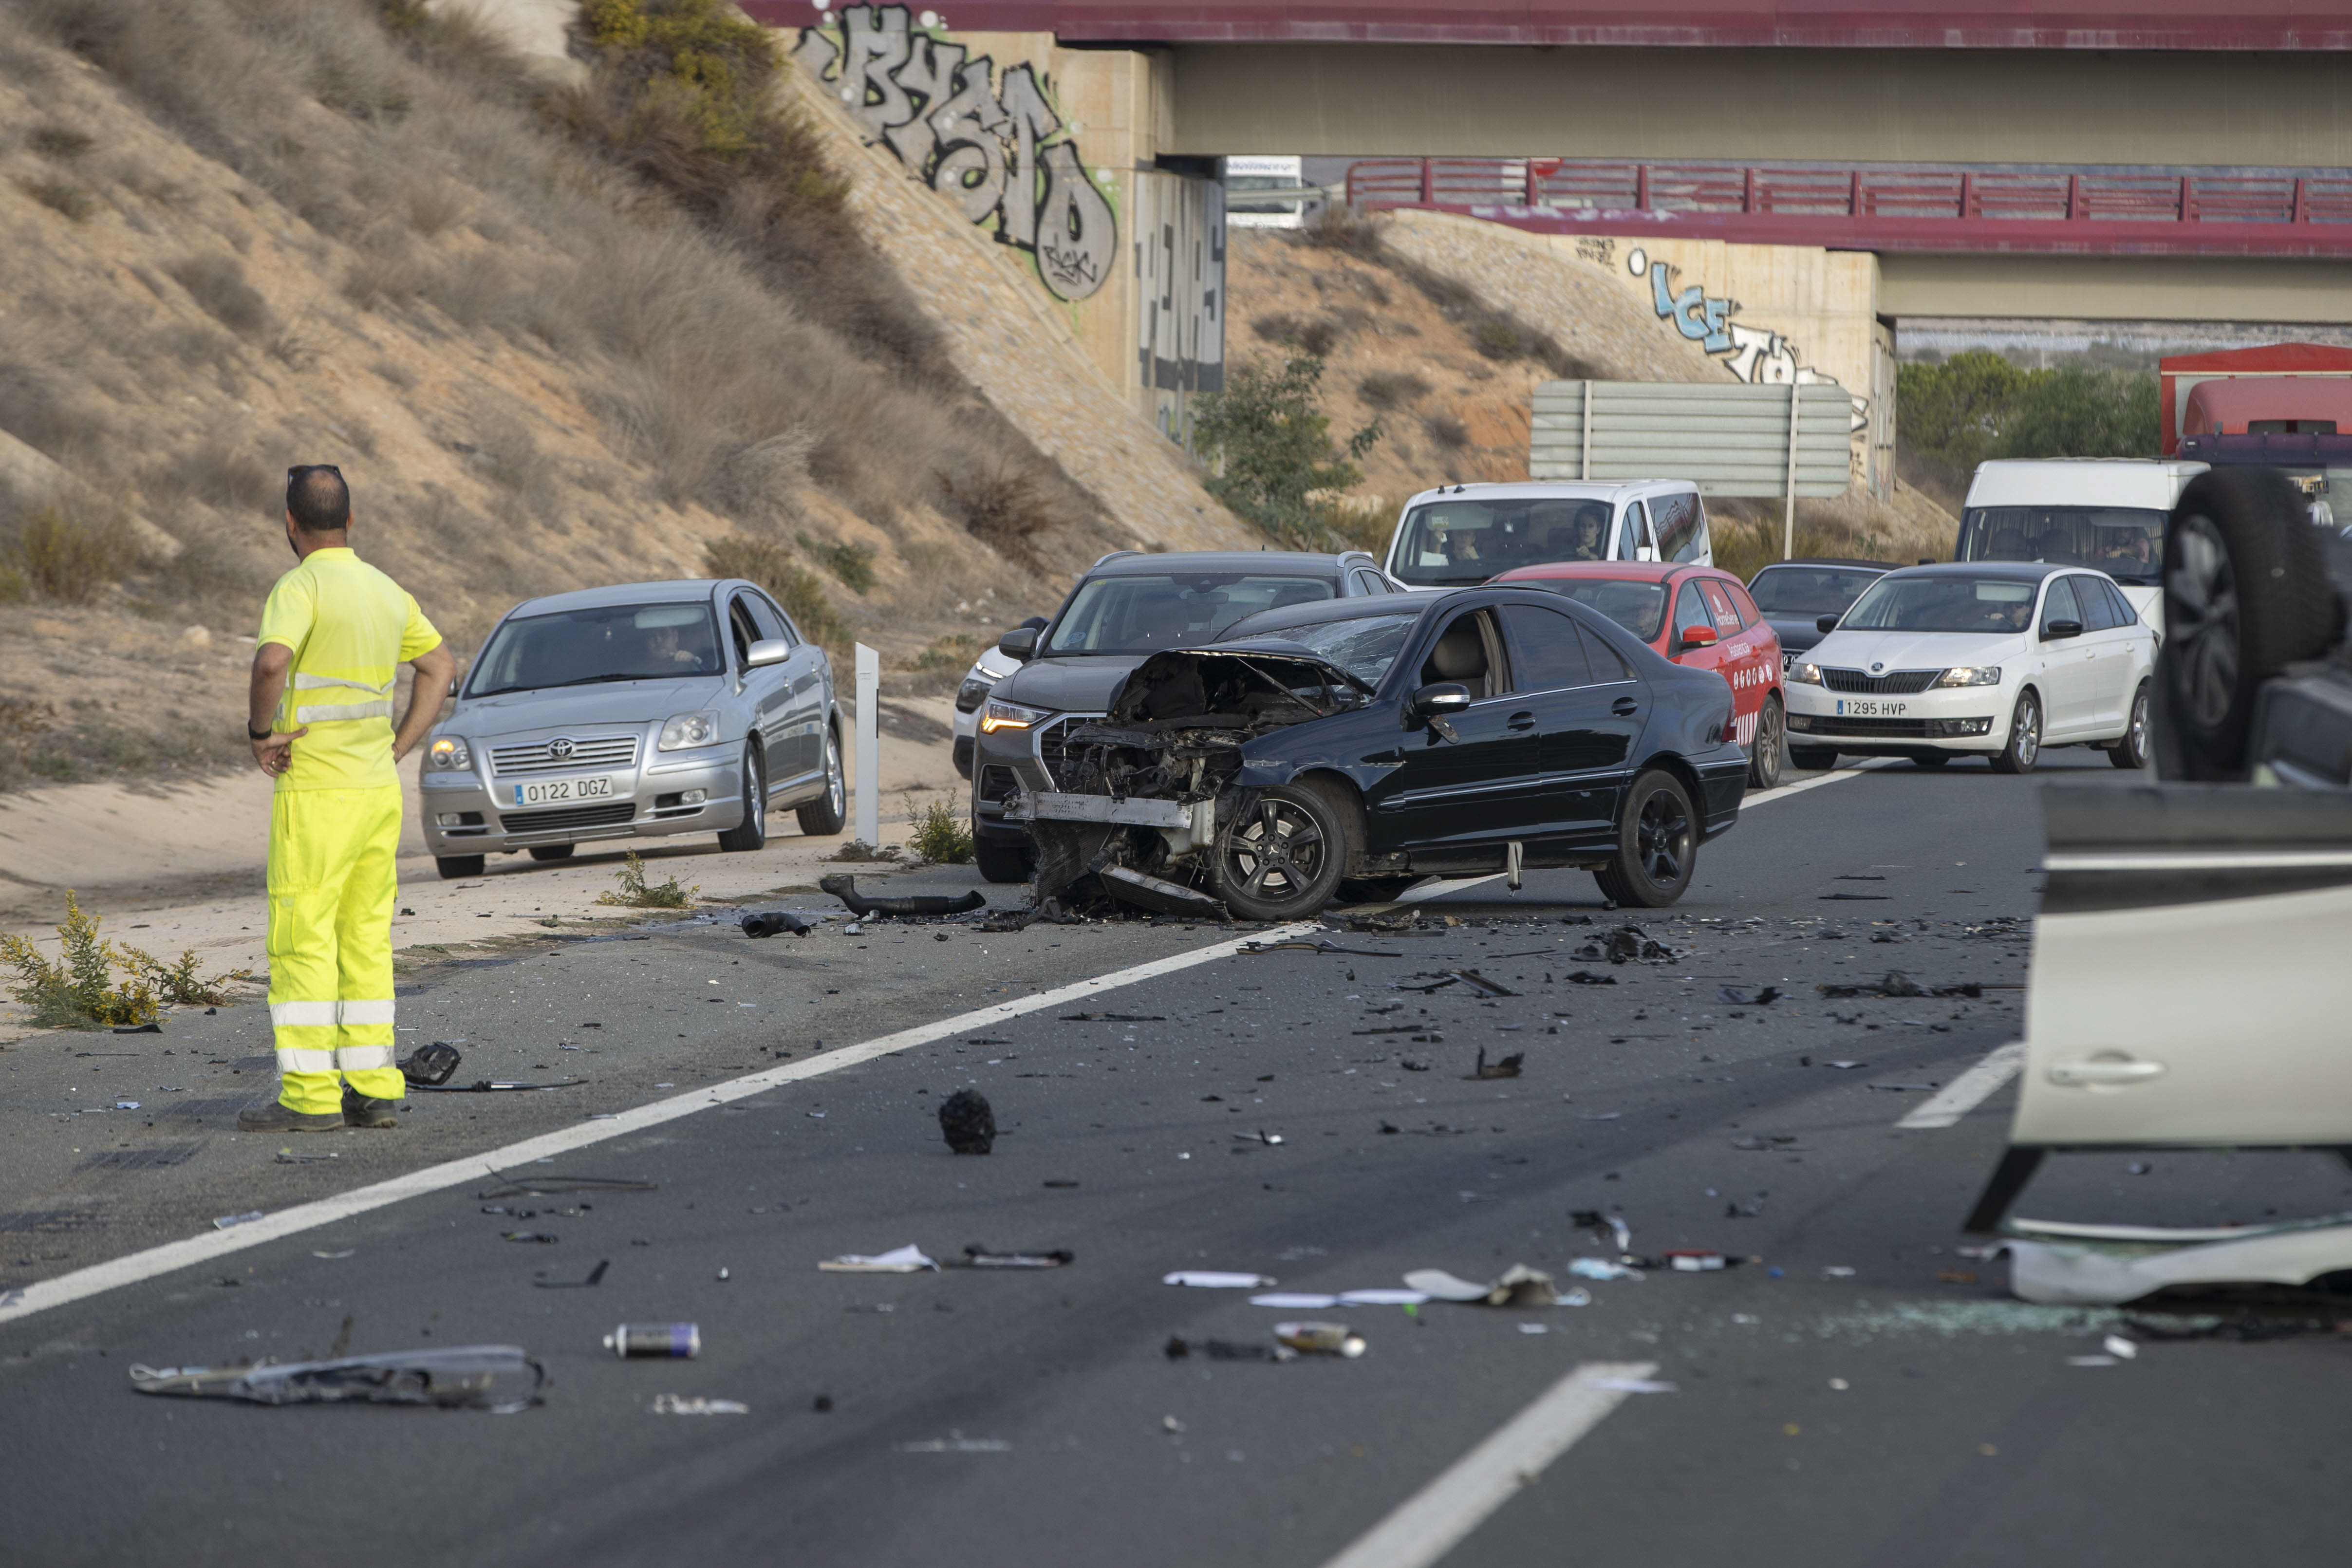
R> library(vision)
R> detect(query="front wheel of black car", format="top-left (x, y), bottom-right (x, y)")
top-left (1594, 769), bottom-right (1697, 909)
top-left (1212, 785), bottom-right (1346, 921)
top-left (1746, 695), bottom-right (1785, 791)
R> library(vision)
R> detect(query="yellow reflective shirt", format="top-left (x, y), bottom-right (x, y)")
top-left (256, 547), bottom-right (441, 793)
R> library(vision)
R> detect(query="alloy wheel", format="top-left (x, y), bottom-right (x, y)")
top-left (2015, 694), bottom-right (2041, 768)
top-left (2168, 513), bottom-right (2240, 730)
top-left (1222, 797), bottom-right (1326, 903)
top-left (825, 733), bottom-right (844, 819)
top-left (1636, 786), bottom-right (1691, 885)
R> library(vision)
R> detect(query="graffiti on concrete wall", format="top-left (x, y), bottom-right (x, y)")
top-left (1622, 246), bottom-right (1839, 392)
top-left (793, 3), bottom-right (1117, 302)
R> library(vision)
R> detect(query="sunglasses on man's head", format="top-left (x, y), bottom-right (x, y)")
top-left (286, 464), bottom-right (344, 484)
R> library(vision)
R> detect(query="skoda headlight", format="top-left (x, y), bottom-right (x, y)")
top-left (1788, 662), bottom-right (1823, 686)
top-left (426, 736), bottom-right (471, 770)
top-left (1935, 666), bottom-right (2002, 688)
top-left (657, 709), bottom-right (723, 751)
top-left (981, 699), bottom-right (1052, 735)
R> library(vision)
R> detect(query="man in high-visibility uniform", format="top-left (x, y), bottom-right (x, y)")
top-left (238, 465), bottom-right (456, 1133)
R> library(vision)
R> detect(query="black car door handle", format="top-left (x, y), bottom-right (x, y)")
top-left (1611, 696), bottom-right (1640, 716)
top-left (1507, 711), bottom-right (1536, 731)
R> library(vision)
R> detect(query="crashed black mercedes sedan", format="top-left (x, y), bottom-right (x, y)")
top-left (983, 587), bottom-right (1750, 921)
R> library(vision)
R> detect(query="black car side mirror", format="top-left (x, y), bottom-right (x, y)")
top-left (2041, 618), bottom-right (2084, 642)
top-left (1410, 682), bottom-right (1472, 722)
top-left (1815, 615), bottom-right (1840, 635)
top-left (997, 627), bottom-right (1040, 661)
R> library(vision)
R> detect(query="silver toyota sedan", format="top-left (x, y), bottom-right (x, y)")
top-left (419, 579), bottom-right (845, 879)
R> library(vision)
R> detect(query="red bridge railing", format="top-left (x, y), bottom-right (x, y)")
top-left (1343, 159), bottom-right (2352, 256)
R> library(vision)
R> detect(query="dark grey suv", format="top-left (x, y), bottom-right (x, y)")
top-left (968, 549), bottom-right (1400, 881)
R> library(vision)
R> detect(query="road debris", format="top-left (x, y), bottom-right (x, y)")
top-left (1993, 1220), bottom-right (2352, 1305)
top-left (821, 1245), bottom-right (940, 1273)
top-left (939, 1088), bottom-right (996, 1154)
top-left (534, 1260), bottom-right (610, 1289)
top-left (1568, 1258), bottom-right (1644, 1282)
top-left (652, 1394), bottom-right (748, 1414)
top-left (274, 1148), bottom-right (336, 1163)
top-left (1059, 1012), bottom-right (1165, 1023)
top-left (894, 1434), bottom-right (1010, 1452)
top-left (398, 1041), bottom-right (462, 1087)
top-left (1817, 971), bottom-right (1982, 999)
top-left (959, 1246), bottom-right (1073, 1269)
top-left (131, 1346), bottom-right (544, 1410)
top-left (1101, 865), bottom-right (1230, 920)
top-left (1242, 938), bottom-right (1398, 957)
top-left (502, 1232), bottom-right (559, 1244)
top-left (1566, 971), bottom-right (1618, 986)
top-left (213, 1211), bottom-right (264, 1230)
top-left (1717, 986), bottom-right (1783, 1006)
top-left (1730, 1135), bottom-right (1803, 1151)
top-left (817, 874), bottom-right (986, 918)
top-left (1275, 1322), bottom-right (1366, 1357)
top-left (1233, 1130), bottom-right (1286, 1146)
top-left (742, 911), bottom-right (819, 937)
top-left (1163, 1270), bottom-right (1275, 1288)
top-left (1404, 1264), bottom-right (1559, 1307)
top-left (1165, 1336), bottom-right (1293, 1362)
top-left (477, 1174), bottom-right (656, 1198)
top-left (414, 1077), bottom-right (587, 1093)
top-left (606, 1323), bottom-right (701, 1359)
top-left (1448, 969), bottom-right (1517, 998)
top-left (1468, 1048), bottom-right (1523, 1080)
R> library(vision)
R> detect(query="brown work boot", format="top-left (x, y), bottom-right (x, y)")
top-left (342, 1088), bottom-right (400, 1129)
top-left (237, 1099), bottom-right (344, 1133)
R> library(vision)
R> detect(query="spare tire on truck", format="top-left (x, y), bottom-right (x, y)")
top-left (2157, 467), bottom-right (2341, 780)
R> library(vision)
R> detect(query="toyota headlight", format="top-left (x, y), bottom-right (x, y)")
top-left (657, 709), bottom-right (723, 751)
top-left (1788, 662), bottom-right (1823, 686)
top-left (426, 736), bottom-right (471, 770)
top-left (1935, 666), bottom-right (2002, 688)
top-left (981, 699), bottom-right (1052, 735)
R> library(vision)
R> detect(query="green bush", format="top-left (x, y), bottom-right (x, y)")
top-left (595, 850), bottom-right (697, 908)
top-left (1191, 353), bottom-right (1381, 540)
top-left (796, 530), bottom-right (876, 595)
top-left (910, 633), bottom-right (981, 672)
top-left (904, 793), bottom-right (973, 864)
top-left (1899, 350), bottom-right (2157, 470)
top-left (3, 507), bottom-right (132, 604)
top-left (0, 893), bottom-right (160, 1028)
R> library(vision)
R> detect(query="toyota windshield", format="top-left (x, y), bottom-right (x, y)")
top-left (467, 602), bottom-right (724, 696)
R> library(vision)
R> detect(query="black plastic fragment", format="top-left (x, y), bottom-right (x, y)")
top-left (743, 911), bottom-right (817, 937)
top-left (818, 874), bottom-right (986, 918)
top-left (398, 1041), bottom-right (463, 1087)
top-left (940, 1088), bottom-right (996, 1155)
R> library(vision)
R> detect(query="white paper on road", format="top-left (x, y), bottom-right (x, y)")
top-left (1316, 1362), bottom-right (1661, 1568)
top-left (1897, 1041), bottom-right (2028, 1129)
top-left (1251, 1292), bottom-right (1339, 1308)
top-left (819, 1245), bottom-right (938, 1273)
top-left (1163, 1270), bottom-right (1274, 1288)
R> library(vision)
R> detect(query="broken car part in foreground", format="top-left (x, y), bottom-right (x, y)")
top-left (130, 1346), bottom-right (545, 1410)
top-left (817, 875), bottom-right (987, 919)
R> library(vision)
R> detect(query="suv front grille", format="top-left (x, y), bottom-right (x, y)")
top-left (499, 802), bottom-right (636, 833)
top-left (1822, 669), bottom-right (1941, 694)
top-left (1034, 713), bottom-right (1103, 788)
top-left (491, 735), bottom-right (641, 777)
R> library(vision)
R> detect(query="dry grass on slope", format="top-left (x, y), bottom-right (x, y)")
top-left (0, 0), bottom-right (1101, 787)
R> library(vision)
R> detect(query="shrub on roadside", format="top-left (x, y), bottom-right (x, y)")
top-left (2, 506), bottom-right (132, 604)
top-left (796, 531), bottom-right (876, 595)
top-left (1190, 353), bottom-right (1382, 540)
top-left (0, 892), bottom-right (160, 1028)
top-left (903, 792), bottom-right (973, 864)
top-left (594, 849), bottom-right (697, 909)
top-left (703, 536), bottom-right (846, 647)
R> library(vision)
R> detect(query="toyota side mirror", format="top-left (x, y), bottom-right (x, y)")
top-left (2042, 618), bottom-right (2084, 642)
top-left (1815, 615), bottom-right (1841, 635)
top-left (1678, 624), bottom-right (1719, 652)
top-left (1410, 682), bottom-right (1472, 722)
top-left (745, 638), bottom-right (789, 670)
top-left (997, 627), bottom-right (1040, 661)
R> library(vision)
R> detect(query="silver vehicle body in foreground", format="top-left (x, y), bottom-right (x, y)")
top-left (420, 579), bottom-right (844, 877)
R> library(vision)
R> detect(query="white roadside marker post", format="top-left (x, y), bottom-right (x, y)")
top-left (854, 643), bottom-right (878, 849)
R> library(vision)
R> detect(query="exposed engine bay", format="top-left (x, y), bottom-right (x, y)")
top-left (1010, 650), bottom-right (1370, 919)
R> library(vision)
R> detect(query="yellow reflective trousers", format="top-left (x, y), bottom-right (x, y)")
top-left (267, 785), bottom-right (405, 1115)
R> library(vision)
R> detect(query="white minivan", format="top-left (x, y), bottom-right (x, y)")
top-left (1382, 480), bottom-right (1712, 589)
top-left (1954, 459), bottom-right (2205, 635)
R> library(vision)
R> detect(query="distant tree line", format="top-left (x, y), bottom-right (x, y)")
top-left (1898, 350), bottom-right (2160, 500)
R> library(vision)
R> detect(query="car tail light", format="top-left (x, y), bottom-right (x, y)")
top-left (1722, 699), bottom-right (1738, 745)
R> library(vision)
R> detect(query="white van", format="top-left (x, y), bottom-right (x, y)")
top-left (1955, 459), bottom-right (2205, 635)
top-left (1382, 481), bottom-right (1712, 588)
top-left (1224, 155), bottom-right (1308, 230)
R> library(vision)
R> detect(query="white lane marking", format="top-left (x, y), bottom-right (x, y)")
top-left (1393, 758), bottom-right (1893, 905)
top-left (1318, 1361), bottom-right (1662, 1568)
top-left (0, 919), bottom-right (1322, 1328)
top-left (1897, 1041), bottom-right (2028, 1129)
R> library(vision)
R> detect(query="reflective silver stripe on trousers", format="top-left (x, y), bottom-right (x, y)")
top-left (337, 999), bottom-right (397, 1026)
top-left (296, 700), bottom-right (395, 723)
top-left (293, 673), bottom-right (395, 695)
top-left (334, 1045), bottom-right (396, 1071)
top-left (275, 1047), bottom-right (337, 1074)
top-left (271, 1000), bottom-right (340, 1027)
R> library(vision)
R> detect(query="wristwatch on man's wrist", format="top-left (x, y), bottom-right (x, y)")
top-left (247, 725), bottom-right (274, 742)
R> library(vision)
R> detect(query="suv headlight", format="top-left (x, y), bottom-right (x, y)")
top-left (955, 673), bottom-right (993, 714)
top-left (1788, 662), bottom-right (1823, 686)
top-left (1935, 666), bottom-right (2002, 688)
top-left (981, 699), bottom-right (1052, 735)
top-left (426, 736), bottom-right (471, 770)
top-left (657, 710), bottom-right (723, 751)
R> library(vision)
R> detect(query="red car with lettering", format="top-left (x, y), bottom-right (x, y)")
top-left (1488, 561), bottom-right (1787, 788)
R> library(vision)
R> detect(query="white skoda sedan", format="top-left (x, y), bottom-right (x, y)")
top-left (1782, 561), bottom-right (2156, 773)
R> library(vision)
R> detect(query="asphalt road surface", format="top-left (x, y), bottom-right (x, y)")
top-left (4, 754), bottom-right (2346, 1568)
